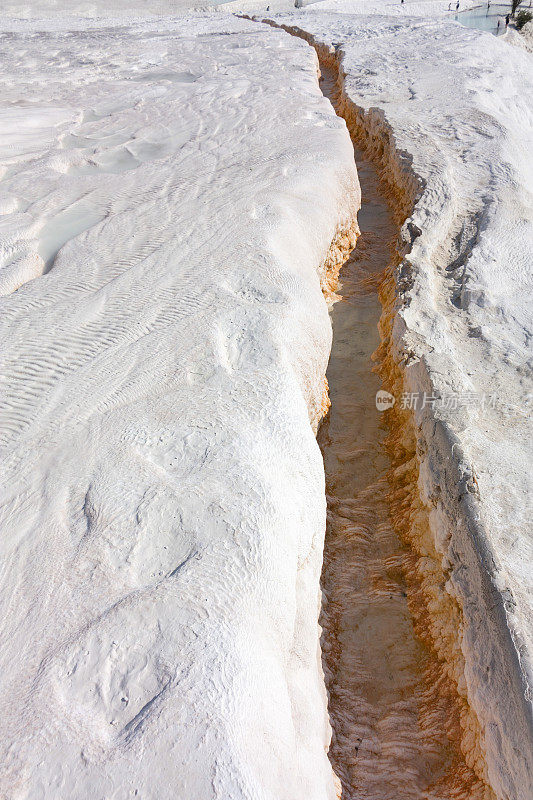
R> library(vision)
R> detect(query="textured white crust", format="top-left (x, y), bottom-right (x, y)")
top-left (0, 14), bottom-right (360, 799)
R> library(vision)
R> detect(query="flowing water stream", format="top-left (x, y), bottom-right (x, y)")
top-left (316, 67), bottom-right (490, 799)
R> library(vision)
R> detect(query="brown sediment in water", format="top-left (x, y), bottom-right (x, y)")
top-left (317, 144), bottom-right (493, 798)
top-left (253, 20), bottom-right (497, 798)
top-left (314, 51), bottom-right (496, 799)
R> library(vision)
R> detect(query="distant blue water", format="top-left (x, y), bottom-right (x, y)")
top-left (454, 3), bottom-right (513, 36)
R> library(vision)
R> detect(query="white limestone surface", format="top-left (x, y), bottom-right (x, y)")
top-left (265, 8), bottom-right (533, 797)
top-left (0, 12), bottom-right (360, 799)
top-left (2, 0), bottom-right (215, 18)
top-left (219, 0), bottom-right (477, 19)
top-left (303, 0), bottom-right (476, 16)
top-left (506, 18), bottom-right (533, 52)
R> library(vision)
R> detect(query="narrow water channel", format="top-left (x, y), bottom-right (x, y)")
top-left (316, 68), bottom-right (489, 799)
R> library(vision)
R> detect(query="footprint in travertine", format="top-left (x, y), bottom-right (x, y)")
top-left (43, 608), bottom-right (175, 750)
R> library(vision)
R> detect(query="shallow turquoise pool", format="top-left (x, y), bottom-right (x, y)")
top-left (454, 3), bottom-right (512, 35)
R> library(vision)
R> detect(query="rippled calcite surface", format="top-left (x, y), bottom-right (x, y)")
top-left (0, 11), bottom-right (359, 799)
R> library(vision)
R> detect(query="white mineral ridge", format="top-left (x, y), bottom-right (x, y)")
top-left (267, 6), bottom-right (533, 795)
top-left (0, 12), bottom-right (359, 799)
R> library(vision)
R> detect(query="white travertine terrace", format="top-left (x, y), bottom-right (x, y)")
top-left (1, 1), bottom-right (533, 798)
top-left (0, 12), bottom-right (359, 799)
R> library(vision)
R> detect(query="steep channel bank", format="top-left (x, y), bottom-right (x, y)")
top-left (316, 66), bottom-right (494, 800)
